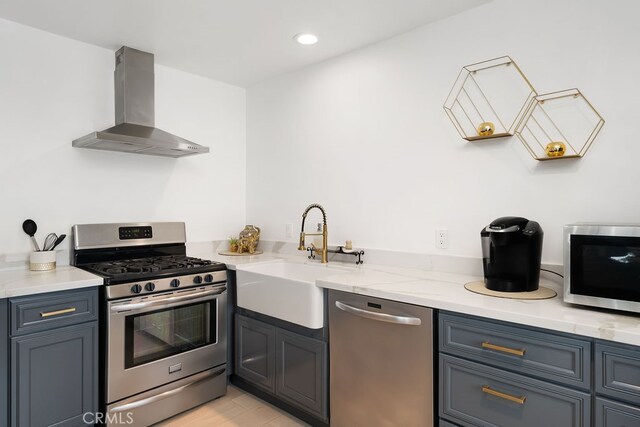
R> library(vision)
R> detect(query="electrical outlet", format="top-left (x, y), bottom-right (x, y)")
top-left (285, 223), bottom-right (294, 238)
top-left (436, 229), bottom-right (448, 249)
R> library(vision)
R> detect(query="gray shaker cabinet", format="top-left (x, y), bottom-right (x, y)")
top-left (595, 397), bottom-right (640, 427)
top-left (234, 313), bottom-right (328, 421)
top-left (439, 420), bottom-right (463, 427)
top-left (275, 328), bottom-right (327, 417)
top-left (595, 341), bottom-right (640, 426)
top-left (441, 354), bottom-right (590, 427)
top-left (8, 288), bottom-right (98, 427)
top-left (11, 323), bottom-right (97, 427)
top-left (595, 341), bottom-right (640, 406)
top-left (440, 312), bottom-right (591, 390)
top-left (1, 299), bottom-right (8, 427)
top-left (235, 314), bottom-right (276, 392)
top-left (439, 311), bottom-right (592, 427)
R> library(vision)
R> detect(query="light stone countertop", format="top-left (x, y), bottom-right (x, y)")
top-left (4, 249), bottom-right (637, 346)
top-left (0, 265), bottom-right (103, 298)
top-left (0, 247), bottom-right (270, 299)
top-left (317, 270), bottom-right (640, 346)
top-left (200, 249), bottom-right (640, 347)
top-left (205, 252), bottom-right (283, 269)
top-left (0, 247), bottom-right (268, 300)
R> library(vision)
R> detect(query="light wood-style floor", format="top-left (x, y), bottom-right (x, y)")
top-left (155, 385), bottom-right (309, 427)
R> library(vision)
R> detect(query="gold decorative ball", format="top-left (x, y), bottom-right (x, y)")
top-left (545, 142), bottom-right (566, 157)
top-left (477, 122), bottom-right (495, 136)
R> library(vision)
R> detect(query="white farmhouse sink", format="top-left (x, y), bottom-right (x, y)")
top-left (235, 260), bottom-right (350, 329)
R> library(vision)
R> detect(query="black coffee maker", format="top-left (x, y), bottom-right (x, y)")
top-left (481, 216), bottom-right (543, 292)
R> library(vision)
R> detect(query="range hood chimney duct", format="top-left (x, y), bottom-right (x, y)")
top-left (73, 46), bottom-right (209, 158)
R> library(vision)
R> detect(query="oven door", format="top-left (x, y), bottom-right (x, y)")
top-left (107, 284), bottom-right (227, 403)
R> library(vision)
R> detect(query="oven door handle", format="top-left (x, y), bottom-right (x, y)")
top-left (109, 367), bottom-right (226, 413)
top-left (110, 287), bottom-right (226, 312)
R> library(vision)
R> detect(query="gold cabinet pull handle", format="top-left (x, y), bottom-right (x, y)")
top-left (482, 386), bottom-right (526, 405)
top-left (482, 341), bottom-right (525, 356)
top-left (40, 307), bottom-right (76, 318)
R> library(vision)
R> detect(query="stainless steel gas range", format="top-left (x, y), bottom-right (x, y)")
top-left (72, 222), bottom-right (227, 426)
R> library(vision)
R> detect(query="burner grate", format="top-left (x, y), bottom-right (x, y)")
top-left (84, 255), bottom-right (216, 280)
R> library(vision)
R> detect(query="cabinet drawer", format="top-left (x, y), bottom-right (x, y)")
top-left (11, 288), bottom-right (98, 336)
top-left (440, 312), bottom-right (591, 389)
top-left (440, 355), bottom-right (591, 427)
top-left (595, 397), bottom-right (640, 427)
top-left (596, 341), bottom-right (640, 405)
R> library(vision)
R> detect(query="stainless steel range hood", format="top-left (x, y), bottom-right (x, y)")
top-left (73, 46), bottom-right (209, 158)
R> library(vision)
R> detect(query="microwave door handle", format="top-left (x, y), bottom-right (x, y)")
top-left (110, 287), bottom-right (226, 312)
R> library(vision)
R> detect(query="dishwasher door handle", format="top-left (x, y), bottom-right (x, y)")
top-left (335, 301), bottom-right (422, 325)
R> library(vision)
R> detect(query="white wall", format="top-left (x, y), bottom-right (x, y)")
top-left (0, 18), bottom-right (246, 255)
top-left (246, 0), bottom-right (640, 264)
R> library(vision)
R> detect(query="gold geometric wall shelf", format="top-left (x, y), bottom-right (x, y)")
top-left (515, 88), bottom-right (605, 161)
top-left (444, 56), bottom-right (537, 141)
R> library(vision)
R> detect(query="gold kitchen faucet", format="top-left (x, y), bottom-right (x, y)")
top-left (298, 203), bottom-right (328, 263)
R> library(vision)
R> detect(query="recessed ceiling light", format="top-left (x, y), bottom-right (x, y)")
top-left (294, 33), bottom-right (318, 45)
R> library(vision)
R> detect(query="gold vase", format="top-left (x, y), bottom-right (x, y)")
top-left (545, 142), bottom-right (566, 157)
top-left (477, 122), bottom-right (495, 137)
top-left (237, 225), bottom-right (261, 254)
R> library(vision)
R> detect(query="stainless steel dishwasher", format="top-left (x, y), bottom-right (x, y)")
top-left (329, 290), bottom-right (434, 427)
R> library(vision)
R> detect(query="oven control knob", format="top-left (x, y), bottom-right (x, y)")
top-left (131, 284), bottom-right (142, 294)
top-left (145, 282), bottom-right (155, 292)
top-left (204, 274), bottom-right (214, 283)
top-left (170, 279), bottom-right (181, 288)
top-left (193, 275), bottom-right (203, 284)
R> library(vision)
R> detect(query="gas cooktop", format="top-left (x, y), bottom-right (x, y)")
top-left (72, 222), bottom-right (227, 286)
top-left (80, 255), bottom-right (226, 284)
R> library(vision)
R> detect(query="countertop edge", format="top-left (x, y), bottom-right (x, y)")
top-left (0, 266), bottom-right (104, 298)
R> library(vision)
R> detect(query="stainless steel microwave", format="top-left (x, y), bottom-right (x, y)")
top-left (564, 224), bottom-right (640, 313)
